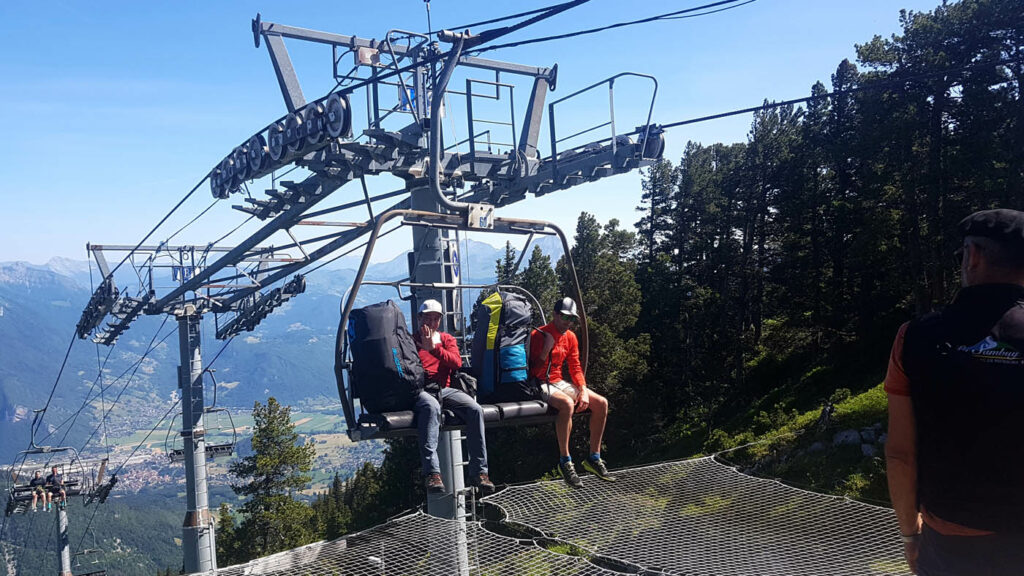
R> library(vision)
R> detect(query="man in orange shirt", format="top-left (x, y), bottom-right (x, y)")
top-left (529, 297), bottom-right (614, 488)
top-left (885, 209), bottom-right (1024, 575)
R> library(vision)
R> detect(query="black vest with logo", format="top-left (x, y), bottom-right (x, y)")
top-left (903, 284), bottom-right (1024, 533)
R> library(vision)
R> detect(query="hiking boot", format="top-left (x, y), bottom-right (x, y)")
top-left (425, 473), bottom-right (445, 494)
top-left (473, 473), bottom-right (496, 495)
top-left (582, 457), bottom-right (617, 482)
top-left (559, 460), bottom-right (583, 489)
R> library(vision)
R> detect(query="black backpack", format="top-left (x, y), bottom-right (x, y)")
top-left (471, 290), bottom-right (536, 401)
top-left (348, 300), bottom-right (424, 412)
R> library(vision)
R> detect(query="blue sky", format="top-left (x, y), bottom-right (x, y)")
top-left (0, 0), bottom-right (940, 266)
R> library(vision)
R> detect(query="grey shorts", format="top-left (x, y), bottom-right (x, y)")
top-left (539, 380), bottom-right (580, 402)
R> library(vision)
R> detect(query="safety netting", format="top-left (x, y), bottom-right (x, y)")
top-left (207, 512), bottom-right (618, 576)
top-left (483, 456), bottom-right (910, 575)
top-left (207, 456), bottom-right (911, 575)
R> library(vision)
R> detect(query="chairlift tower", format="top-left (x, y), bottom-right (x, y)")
top-left (76, 8), bottom-right (664, 573)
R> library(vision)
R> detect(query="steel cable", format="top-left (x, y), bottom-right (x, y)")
top-left (469, 0), bottom-right (753, 55)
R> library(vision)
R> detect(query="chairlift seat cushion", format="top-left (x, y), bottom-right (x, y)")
top-left (438, 404), bottom-right (502, 427)
top-left (359, 410), bottom-right (415, 431)
top-left (496, 401), bottom-right (552, 419)
top-left (480, 404), bottom-right (502, 423)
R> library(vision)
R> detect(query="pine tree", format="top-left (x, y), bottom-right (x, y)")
top-left (228, 397), bottom-right (316, 562)
top-left (495, 241), bottom-right (520, 284)
top-left (636, 159), bottom-right (676, 263)
top-left (215, 503), bottom-right (237, 566)
top-left (518, 245), bottom-right (558, 322)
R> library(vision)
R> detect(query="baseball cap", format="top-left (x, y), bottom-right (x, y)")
top-left (419, 299), bottom-right (443, 315)
top-left (554, 297), bottom-right (578, 318)
top-left (959, 209), bottom-right (1024, 250)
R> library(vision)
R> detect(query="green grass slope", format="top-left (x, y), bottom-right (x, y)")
top-left (697, 384), bottom-right (891, 505)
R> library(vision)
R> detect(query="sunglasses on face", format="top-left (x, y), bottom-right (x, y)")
top-left (558, 312), bottom-right (577, 321)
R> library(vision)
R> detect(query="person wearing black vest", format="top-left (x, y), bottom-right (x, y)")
top-left (885, 209), bottom-right (1024, 575)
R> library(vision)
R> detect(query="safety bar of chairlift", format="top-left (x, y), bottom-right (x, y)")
top-left (334, 208), bottom-right (587, 434)
top-left (547, 72), bottom-right (659, 179)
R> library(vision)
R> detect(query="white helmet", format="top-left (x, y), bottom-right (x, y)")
top-left (419, 299), bottom-right (443, 315)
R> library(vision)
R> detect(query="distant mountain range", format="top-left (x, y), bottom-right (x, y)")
top-left (0, 237), bottom-right (564, 461)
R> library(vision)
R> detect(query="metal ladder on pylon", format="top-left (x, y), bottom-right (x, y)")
top-left (439, 232), bottom-right (480, 574)
top-left (452, 430), bottom-right (482, 575)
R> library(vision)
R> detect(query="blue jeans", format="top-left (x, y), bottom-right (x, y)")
top-left (414, 388), bottom-right (489, 478)
top-left (919, 524), bottom-right (1024, 576)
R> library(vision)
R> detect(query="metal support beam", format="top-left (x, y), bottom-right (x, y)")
top-left (257, 20), bottom-right (553, 80)
top-left (263, 33), bottom-right (306, 113)
top-left (217, 197), bottom-right (409, 309)
top-left (155, 174), bottom-right (343, 312)
top-left (518, 76), bottom-right (551, 160)
top-left (178, 307), bottom-right (217, 573)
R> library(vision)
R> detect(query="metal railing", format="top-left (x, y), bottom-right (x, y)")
top-left (547, 72), bottom-right (659, 177)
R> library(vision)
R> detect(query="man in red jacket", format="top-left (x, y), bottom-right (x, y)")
top-left (529, 297), bottom-right (615, 488)
top-left (413, 299), bottom-right (495, 495)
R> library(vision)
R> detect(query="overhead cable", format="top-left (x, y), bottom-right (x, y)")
top-left (659, 55), bottom-right (1024, 130)
top-left (165, 198), bottom-right (220, 245)
top-left (77, 318), bottom-right (175, 455)
top-left (443, 0), bottom-right (585, 32)
top-left (469, 0), bottom-right (755, 55)
top-left (108, 174), bottom-right (210, 278)
top-left (31, 330), bottom-right (79, 443)
top-left (34, 318), bottom-right (175, 450)
top-left (49, 342), bottom-right (115, 454)
top-left (105, 398), bottom-right (181, 488)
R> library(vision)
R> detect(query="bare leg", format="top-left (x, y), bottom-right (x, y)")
top-left (548, 392), bottom-right (574, 457)
top-left (588, 391), bottom-right (608, 455)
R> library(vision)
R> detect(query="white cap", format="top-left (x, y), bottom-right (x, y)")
top-left (419, 299), bottom-right (443, 315)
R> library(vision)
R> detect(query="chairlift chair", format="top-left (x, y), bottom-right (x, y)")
top-left (164, 410), bottom-right (238, 463)
top-left (5, 445), bottom-right (90, 517)
top-left (164, 369), bottom-right (238, 463)
top-left (335, 209), bottom-right (589, 441)
top-left (72, 534), bottom-right (106, 576)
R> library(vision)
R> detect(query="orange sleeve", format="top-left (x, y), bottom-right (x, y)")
top-left (567, 331), bottom-right (587, 388)
top-left (884, 322), bottom-right (911, 397)
top-left (528, 328), bottom-right (545, 380)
